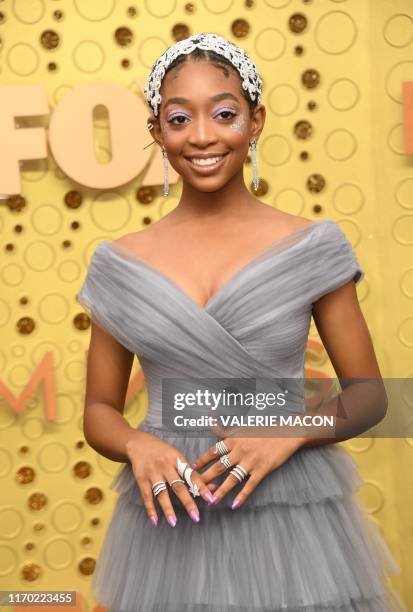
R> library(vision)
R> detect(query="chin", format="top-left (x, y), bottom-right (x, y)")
top-left (188, 179), bottom-right (229, 193)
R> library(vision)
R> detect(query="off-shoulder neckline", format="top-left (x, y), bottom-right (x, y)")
top-left (98, 219), bottom-right (336, 311)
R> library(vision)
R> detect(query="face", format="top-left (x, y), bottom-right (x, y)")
top-left (148, 58), bottom-right (265, 193)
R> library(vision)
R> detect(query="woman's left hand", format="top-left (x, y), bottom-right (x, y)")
top-left (191, 424), bottom-right (305, 510)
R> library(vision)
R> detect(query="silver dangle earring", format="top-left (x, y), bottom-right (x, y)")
top-left (162, 144), bottom-right (169, 197)
top-left (249, 137), bottom-right (260, 192)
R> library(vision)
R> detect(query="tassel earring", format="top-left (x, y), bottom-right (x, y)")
top-left (162, 144), bottom-right (169, 197)
top-left (250, 137), bottom-right (260, 192)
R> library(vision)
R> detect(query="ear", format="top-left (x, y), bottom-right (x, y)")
top-left (147, 116), bottom-right (163, 147)
top-left (250, 103), bottom-right (266, 142)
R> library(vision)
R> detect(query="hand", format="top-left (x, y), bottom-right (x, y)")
top-left (125, 431), bottom-right (217, 527)
top-left (191, 423), bottom-right (305, 510)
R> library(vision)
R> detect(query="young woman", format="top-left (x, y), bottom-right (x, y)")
top-left (77, 33), bottom-right (406, 612)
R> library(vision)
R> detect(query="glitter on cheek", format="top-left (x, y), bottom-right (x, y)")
top-left (229, 114), bottom-right (246, 132)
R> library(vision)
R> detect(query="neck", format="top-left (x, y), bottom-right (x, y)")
top-left (170, 167), bottom-right (263, 223)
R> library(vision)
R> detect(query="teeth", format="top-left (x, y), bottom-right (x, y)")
top-left (189, 156), bottom-right (224, 166)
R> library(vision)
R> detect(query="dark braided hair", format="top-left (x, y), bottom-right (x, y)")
top-left (159, 46), bottom-right (259, 120)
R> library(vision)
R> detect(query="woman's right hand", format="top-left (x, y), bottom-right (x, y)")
top-left (125, 431), bottom-right (217, 527)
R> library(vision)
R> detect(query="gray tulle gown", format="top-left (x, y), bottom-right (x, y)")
top-left (77, 219), bottom-right (406, 612)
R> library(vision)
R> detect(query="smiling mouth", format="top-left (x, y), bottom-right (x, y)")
top-left (184, 152), bottom-right (230, 170)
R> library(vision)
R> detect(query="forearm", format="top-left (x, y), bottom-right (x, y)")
top-left (296, 378), bottom-right (388, 449)
top-left (83, 401), bottom-right (149, 462)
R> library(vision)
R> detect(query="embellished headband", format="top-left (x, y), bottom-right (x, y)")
top-left (143, 32), bottom-right (263, 119)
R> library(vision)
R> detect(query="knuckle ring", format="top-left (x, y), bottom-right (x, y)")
top-left (220, 454), bottom-right (232, 469)
top-left (176, 457), bottom-right (200, 498)
top-left (214, 440), bottom-right (229, 456)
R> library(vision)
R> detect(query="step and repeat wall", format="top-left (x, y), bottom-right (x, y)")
top-left (0, 0), bottom-right (412, 609)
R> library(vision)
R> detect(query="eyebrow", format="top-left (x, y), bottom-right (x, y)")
top-left (164, 92), bottom-right (240, 109)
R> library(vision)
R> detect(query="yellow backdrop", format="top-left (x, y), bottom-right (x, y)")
top-left (0, 0), bottom-right (411, 609)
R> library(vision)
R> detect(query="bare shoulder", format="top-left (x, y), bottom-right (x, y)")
top-left (112, 223), bottom-right (163, 257)
top-left (255, 207), bottom-right (315, 235)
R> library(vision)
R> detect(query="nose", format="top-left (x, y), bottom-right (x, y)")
top-left (186, 113), bottom-right (218, 148)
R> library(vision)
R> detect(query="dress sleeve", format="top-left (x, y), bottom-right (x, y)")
top-left (76, 244), bottom-right (136, 353)
top-left (310, 222), bottom-right (364, 305)
top-left (76, 245), bottom-right (108, 324)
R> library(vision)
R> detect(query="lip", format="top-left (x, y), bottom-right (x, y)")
top-left (184, 152), bottom-right (230, 175)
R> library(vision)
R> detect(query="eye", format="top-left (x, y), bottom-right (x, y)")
top-left (216, 110), bottom-right (237, 120)
top-left (167, 109), bottom-right (237, 125)
top-left (168, 114), bottom-right (189, 125)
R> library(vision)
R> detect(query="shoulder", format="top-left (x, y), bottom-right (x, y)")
top-left (257, 208), bottom-right (319, 230)
top-left (257, 209), bottom-right (337, 241)
top-left (111, 225), bottom-right (160, 258)
top-left (256, 208), bottom-right (312, 226)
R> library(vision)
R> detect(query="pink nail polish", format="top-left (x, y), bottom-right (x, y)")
top-left (190, 510), bottom-right (200, 523)
top-left (167, 515), bottom-right (177, 527)
top-left (205, 491), bottom-right (215, 503)
top-left (149, 515), bottom-right (158, 526)
top-left (231, 499), bottom-right (241, 510)
top-left (208, 496), bottom-right (218, 506)
top-left (191, 463), bottom-right (197, 469)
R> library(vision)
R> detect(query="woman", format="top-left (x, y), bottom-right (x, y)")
top-left (77, 33), bottom-right (406, 611)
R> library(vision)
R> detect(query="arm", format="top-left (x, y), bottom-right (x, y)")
top-left (83, 320), bottom-right (152, 462)
top-left (297, 278), bottom-right (387, 448)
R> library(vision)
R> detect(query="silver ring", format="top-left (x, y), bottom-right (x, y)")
top-left (152, 480), bottom-right (167, 497)
top-left (176, 457), bottom-right (200, 497)
top-left (184, 465), bottom-right (200, 497)
top-left (220, 454), bottom-right (232, 469)
top-left (214, 440), bottom-right (229, 456)
top-left (170, 478), bottom-right (185, 487)
top-left (229, 464), bottom-right (249, 482)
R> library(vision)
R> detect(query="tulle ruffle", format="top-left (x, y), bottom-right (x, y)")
top-left (91, 490), bottom-right (404, 611)
top-left (86, 423), bottom-right (407, 611)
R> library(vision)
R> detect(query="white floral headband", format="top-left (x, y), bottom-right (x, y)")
top-left (143, 32), bottom-right (263, 119)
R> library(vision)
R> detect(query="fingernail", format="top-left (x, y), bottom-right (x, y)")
top-left (191, 463), bottom-right (197, 469)
top-left (190, 509), bottom-right (200, 523)
top-left (231, 499), bottom-right (241, 510)
top-left (205, 491), bottom-right (215, 503)
top-left (149, 515), bottom-right (158, 527)
top-left (208, 496), bottom-right (218, 506)
top-left (167, 515), bottom-right (177, 527)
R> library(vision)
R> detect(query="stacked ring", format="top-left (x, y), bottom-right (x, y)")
top-left (214, 440), bottom-right (229, 456)
top-left (230, 465), bottom-right (249, 482)
top-left (220, 454), bottom-right (232, 469)
top-left (152, 480), bottom-right (167, 497)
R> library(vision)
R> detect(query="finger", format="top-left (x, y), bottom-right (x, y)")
top-left (197, 448), bottom-right (235, 484)
top-left (192, 438), bottom-right (232, 471)
top-left (169, 482), bottom-right (201, 523)
top-left (208, 470), bottom-right (244, 506)
top-left (176, 456), bottom-right (217, 505)
top-left (229, 470), bottom-right (266, 510)
top-left (184, 464), bottom-right (217, 505)
top-left (149, 473), bottom-right (177, 528)
top-left (210, 422), bottom-right (228, 438)
top-left (166, 468), bottom-right (203, 523)
top-left (137, 478), bottom-right (159, 527)
top-left (192, 469), bottom-right (218, 504)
